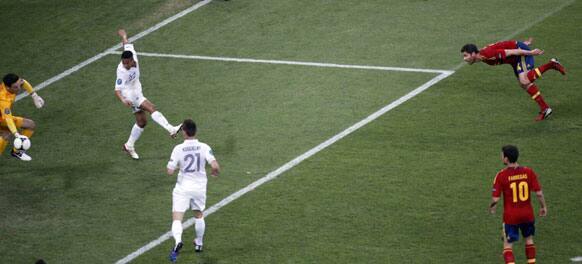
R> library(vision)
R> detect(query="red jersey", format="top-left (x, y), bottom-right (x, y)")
top-left (492, 166), bottom-right (541, 224)
top-left (479, 40), bottom-right (519, 66)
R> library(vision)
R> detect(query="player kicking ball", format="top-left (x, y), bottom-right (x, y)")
top-left (167, 119), bottom-right (220, 262)
top-left (490, 145), bottom-right (547, 264)
top-left (115, 29), bottom-right (181, 160)
top-left (461, 38), bottom-right (566, 121)
top-left (0, 74), bottom-right (45, 161)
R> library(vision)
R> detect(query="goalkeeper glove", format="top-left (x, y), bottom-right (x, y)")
top-left (31, 93), bottom-right (45, 108)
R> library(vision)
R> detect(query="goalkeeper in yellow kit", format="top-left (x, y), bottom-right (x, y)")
top-left (0, 73), bottom-right (45, 161)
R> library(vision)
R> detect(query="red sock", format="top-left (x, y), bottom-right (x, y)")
top-left (527, 61), bottom-right (555, 82)
top-left (526, 84), bottom-right (549, 111)
top-left (526, 244), bottom-right (536, 264)
top-left (503, 248), bottom-right (516, 264)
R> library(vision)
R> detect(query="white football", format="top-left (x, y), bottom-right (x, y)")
top-left (13, 135), bottom-right (31, 151)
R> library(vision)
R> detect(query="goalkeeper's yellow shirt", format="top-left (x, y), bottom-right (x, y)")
top-left (0, 80), bottom-right (34, 134)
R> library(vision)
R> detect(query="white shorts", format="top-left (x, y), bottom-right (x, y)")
top-left (172, 187), bottom-right (206, 213)
top-left (122, 91), bottom-right (147, 113)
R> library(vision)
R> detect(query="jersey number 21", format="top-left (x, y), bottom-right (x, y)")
top-left (184, 153), bottom-right (201, 173)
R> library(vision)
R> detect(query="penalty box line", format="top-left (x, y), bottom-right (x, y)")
top-left (114, 65), bottom-right (455, 263)
top-left (106, 51), bottom-right (453, 74)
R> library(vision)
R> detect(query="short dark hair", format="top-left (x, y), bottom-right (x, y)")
top-left (182, 119), bottom-right (197, 137)
top-left (3, 73), bottom-right (19, 87)
top-left (461, 44), bottom-right (479, 54)
top-left (121, 51), bottom-right (133, 60)
top-left (502, 145), bottom-right (519, 163)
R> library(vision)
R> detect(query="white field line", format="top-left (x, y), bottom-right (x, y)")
top-left (114, 70), bottom-right (455, 264)
top-left (107, 51), bottom-right (451, 74)
top-left (15, 0), bottom-right (214, 101)
top-left (451, 0), bottom-right (576, 71)
top-left (572, 256), bottom-right (582, 262)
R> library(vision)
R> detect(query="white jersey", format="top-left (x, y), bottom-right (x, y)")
top-left (167, 139), bottom-right (216, 192)
top-left (115, 44), bottom-right (142, 95)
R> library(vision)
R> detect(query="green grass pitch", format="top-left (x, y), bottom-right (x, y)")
top-left (1, 0), bottom-right (581, 263)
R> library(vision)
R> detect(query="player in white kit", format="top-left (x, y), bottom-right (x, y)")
top-left (167, 119), bottom-right (220, 262)
top-left (115, 29), bottom-right (181, 160)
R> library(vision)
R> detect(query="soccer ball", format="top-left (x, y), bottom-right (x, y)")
top-left (13, 135), bottom-right (31, 151)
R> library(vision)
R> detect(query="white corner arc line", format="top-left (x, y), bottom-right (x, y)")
top-left (106, 51), bottom-right (451, 74)
top-left (114, 70), bottom-right (454, 264)
top-left (15, 0), bottom-right (214, 102)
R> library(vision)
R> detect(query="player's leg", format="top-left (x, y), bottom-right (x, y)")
top-left (516, 58), bottom-right (552, 121)
top-left (522, 222), bottom-right (537, 264)
top-left (10, 117), bottom-right (34, 161)
top-left (19, 118), bottom-right (36, 138)
top-left (123, 111), bottom-right (146, 160)
top-left (527, 59), bottom-right (567, 82)
top-left (172, 211), bottom-right (185, 246)
top-left (169, 189), bottom-right (188, 262)
top-left (192, 210), bottom-right (205, 252)
top-left (518, 40), bottom-right (565, 82)
top-left (139, 100), bottom-right (180, 137)
top-left (0, 128), bottom-right (10, 154)
top-left (502, 223), bottom-right (517, 264)
top-left (191, 192), bottom-right (207, 252)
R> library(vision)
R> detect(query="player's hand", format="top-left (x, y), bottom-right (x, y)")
top-left (539, 207), bottom-right (547, 217)
top-left (118, 29), bottom-right (128, 44)
top-left (123, 100), bottom-right (132, 107)
top-left (117, 29), bottom-right (127, 38)
top-left (531, 49), bottom-right (544, 56)
top-left (31, 93), bottom-right (45, 108)
top-left (211, 168), bottom-right (219, 177)
top-left (489, 205), bottom-right (497, 214)
top-left (523, 37), bottom-right (533, 46)
top-left (14, 132), bottom-right (21, 138)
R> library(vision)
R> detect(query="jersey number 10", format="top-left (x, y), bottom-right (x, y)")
top-left (184, 153), bottom-right (201, 173)
top-left (509, 181), bottom-right (529, 203)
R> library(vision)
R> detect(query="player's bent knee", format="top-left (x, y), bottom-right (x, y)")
top-left (519, 82), bottom-right (531, 89)
top-left (193, 210), bottom-right (203, 218)
top-left (23, 119), bottom-right (36, 130)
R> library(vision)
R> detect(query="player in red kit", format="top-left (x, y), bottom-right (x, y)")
top-left (489, 145), bottom-right (547, 264)
top-left (461, 38), bottom-right (566, 121)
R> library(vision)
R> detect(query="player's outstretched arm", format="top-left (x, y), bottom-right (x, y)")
top-left (505, 48), bottom-right (544, 56)
top-left (535, 191), bottom-right (547, 216)
top-left (210, 160), bottom-right (220, 177)
top-left (0, 108), bottom-right (19, 135)
top-left (21, 80), bottom-right (44, 108)
top-left (118, 29), bottom-right (129, 45)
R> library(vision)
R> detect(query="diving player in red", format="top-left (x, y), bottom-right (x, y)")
top-left (461, 38), bottom-right (566, 121)
top-left (490, 145), bottom-right (547, 264)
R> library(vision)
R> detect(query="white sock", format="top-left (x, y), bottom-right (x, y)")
top-left (151, 111), bottom-right (174, 133)
top-left (171, 220), bottom-right (183, 246)
top-left (194, 218), bottom-right (205, 245)
top-left (125, 123), bottom-right (144, 147)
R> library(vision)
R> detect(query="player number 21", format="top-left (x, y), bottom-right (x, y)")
top-left (184, 153), bottom-right (201, 173)
top-left (509, 181), bottom-right (529, 203)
